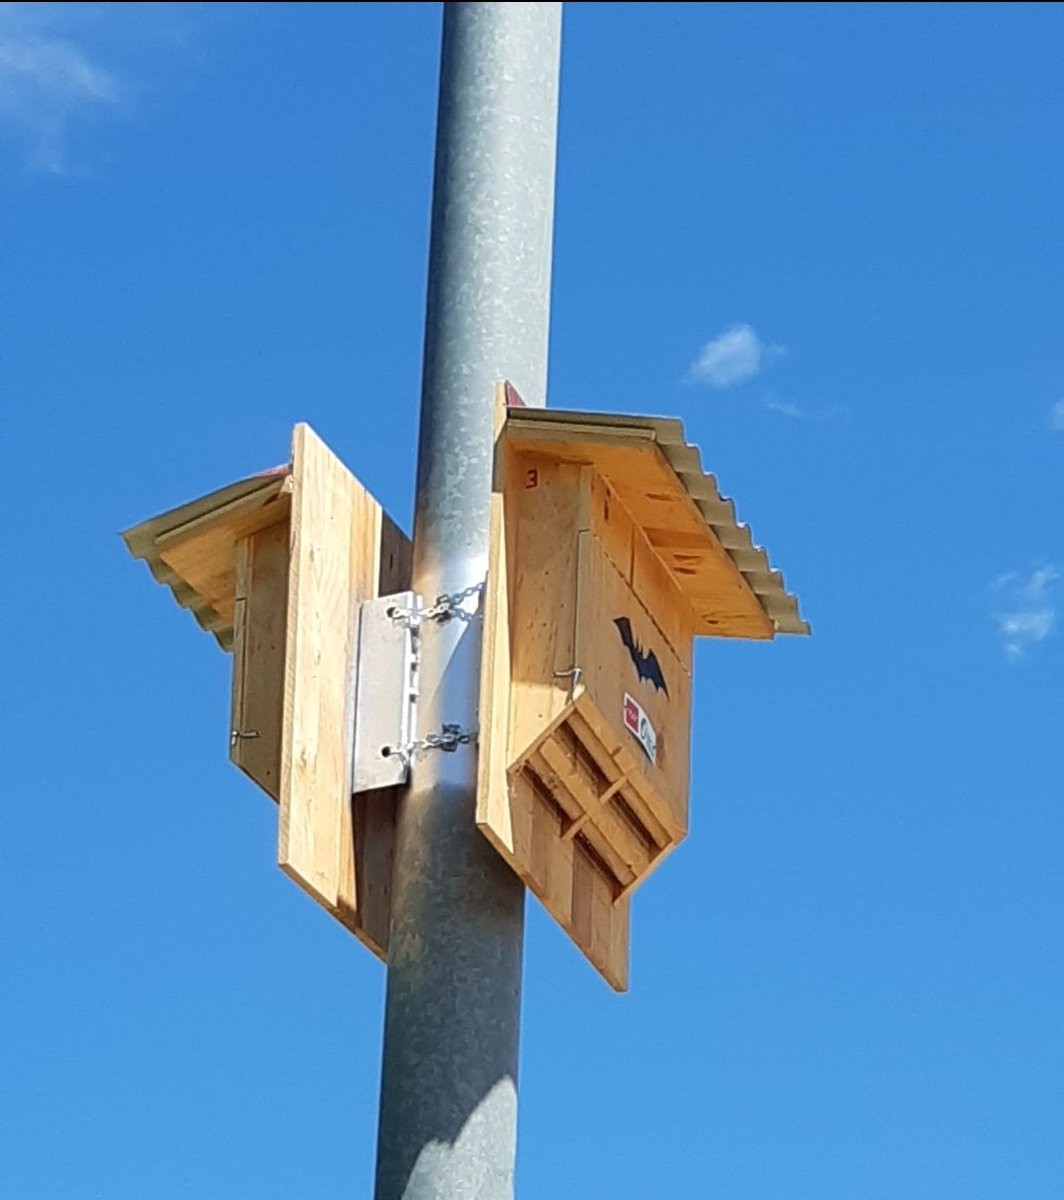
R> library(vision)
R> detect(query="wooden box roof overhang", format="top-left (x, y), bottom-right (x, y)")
top-left (502, 404), bottom-right (809, 640)
top-left (122, 406), bottom-right (808, 652)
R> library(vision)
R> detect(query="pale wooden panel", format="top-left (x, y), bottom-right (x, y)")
top-left (576, 531), bottom-right (690, 838)
top-left (477, 385), bottom-right (518, 854)
top-left (500, 770), bottom-right (628, 991)
top-left (582, 467), bottom-right (633, 584)
top-left (506, 453), bottom-right (584, 761)
top-left (477, 485), bottom-right (516, 854)
top-left (229, 521), bottom-right (289, 799)
top-left (335, 503), bottom-right (412, 957)
top-left (572, 838), bottom-right (629, 992)
top-left (338, 791), bottom-right (395, 959)
top-left (630, 514), bottom-right (694, 675)
top-left (278, 423), bottom-right (386, 911)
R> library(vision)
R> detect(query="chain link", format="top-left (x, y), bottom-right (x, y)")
top-left (383, 723), bottom-right (478, 765)
top-left (420, 723), bottom-right (478, 752)
top-left (421, 581), bottom-right (485, 623)
top-left (377, 585), bottom-right (484, 768)
top-left (388, 581), bottom-right (484, 627)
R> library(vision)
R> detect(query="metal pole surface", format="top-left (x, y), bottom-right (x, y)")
top-left (374, 4), bottom-right (561, 1199)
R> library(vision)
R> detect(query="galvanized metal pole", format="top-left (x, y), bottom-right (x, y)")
top-left (373, 4), bottom-right (561, 1199)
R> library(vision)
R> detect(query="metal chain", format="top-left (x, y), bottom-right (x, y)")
top-left (419, 723), bottom-right (478, 752)
top-left (388, 581), bottom-right (484, 628)
top-left (382, 723), bottom-right (478, 767)
top-left (380, 584), bottom-right (484, 765)
top-left (421, 581), bottom-right (485, 623)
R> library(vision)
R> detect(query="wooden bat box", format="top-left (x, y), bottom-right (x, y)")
top-left (477, 393), bottom-right (807, 989)
top-left (123, 424), bottom-right (410, 960)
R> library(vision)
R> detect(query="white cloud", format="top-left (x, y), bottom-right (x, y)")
top-left (763, 394), bottom-right (803, 418)
top-left (990, 566), bottom-right (1059, 660)
top-left (688, 323), bottom-right (778, 389)
top-left (0, 3), bottom-right (212, 175)
top-left (762, 393), bottom-right (850, 423)
top-left (0, 6), bottom-right (120, 173)
top-left (1050, 399), bottom-right (1064, 432)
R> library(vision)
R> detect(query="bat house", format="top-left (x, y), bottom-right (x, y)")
top-left (477, 388), bottom-right (808, 990)
top-left (122, 424), bottom-right (410, 960)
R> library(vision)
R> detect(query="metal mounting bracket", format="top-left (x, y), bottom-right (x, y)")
top-left (351, 591), bottom-right (421, 793)
top-left (351, 584), bottom-right (485, 793)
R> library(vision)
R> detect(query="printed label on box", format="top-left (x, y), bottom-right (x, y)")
top-left (623, 692), bottom-right (657, 765)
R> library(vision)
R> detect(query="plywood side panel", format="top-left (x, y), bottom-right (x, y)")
top-left (279, 423), bottom-right (384, 910)
top-left (229, 521), bottom-right (289, 799)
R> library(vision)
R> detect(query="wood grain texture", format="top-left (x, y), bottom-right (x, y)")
top-left (156, 482), bottom-right (292, 629)
top-left (477, 435), bottom-right (699, 988)
top-left (229, 521), bottom-right (289, 799)
top-left (127, 427), bottom-right (409, 962)
top-left (575, 531), bottom-right (690, 838)
top-left (506, 454), bottom-right (583, 763)
top-left (279, 423), bottom-right (393, 912)
top-left (505, 430), bottom-right (773, 639)
top-left (477, 485), bottom-right (516, 854)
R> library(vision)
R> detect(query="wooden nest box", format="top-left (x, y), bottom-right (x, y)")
top-left (477, 393), bottom-right (808, 989)
top-left (123, 425), bottom-right (410, 959)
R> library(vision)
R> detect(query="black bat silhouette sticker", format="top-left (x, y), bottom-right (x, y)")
top-left (613, 616), bottom-right (669, 697)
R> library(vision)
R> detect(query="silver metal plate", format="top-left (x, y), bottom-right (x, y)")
top-left (351, 591), bottom-right (420, 793)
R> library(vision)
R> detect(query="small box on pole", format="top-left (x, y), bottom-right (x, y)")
top-left (477, 387), bottom-right (808, 989)
top-left (123, 423), bottom-right (410, 960)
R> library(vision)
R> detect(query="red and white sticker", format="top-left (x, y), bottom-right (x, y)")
top-left (623, 692), bottom-right (657, 765)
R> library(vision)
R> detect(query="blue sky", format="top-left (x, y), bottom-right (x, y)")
top-left (3, 3), bottom-right (1062, 1196)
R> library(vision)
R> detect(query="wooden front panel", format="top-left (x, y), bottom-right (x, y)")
top-left (505, 452), bottom-right (585, 764)
top-left (275, 423), bottom-right (410, 958)
top-left (576, 531), bottom-right (691, 838)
